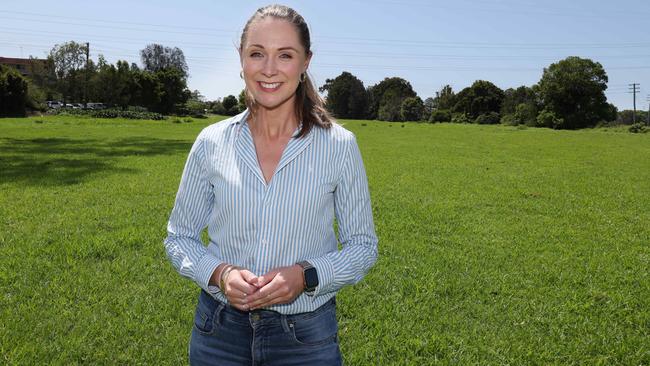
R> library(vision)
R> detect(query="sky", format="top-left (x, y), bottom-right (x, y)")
top-left (1, 0), bottom-right (649, 110)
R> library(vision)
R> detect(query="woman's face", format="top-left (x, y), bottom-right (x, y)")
top-left (240, 18), bottom-right (311, 112)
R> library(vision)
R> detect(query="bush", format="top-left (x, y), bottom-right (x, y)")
top-left (451, 113), bottom-right (471, 124)
top-left (429, 109), bottom-right (451, 123)
top-left (629, 123), bottom-right (648, 133)
top-left (0, 65), bottom-right (28, 117)
top-left (52, 108), bottom-right (165, 120)
top-left (475, 112), bottom-right (501, 125)
top-left (536, 109), bottom-right (564, 128)
top-left (514, 103), bottom-right (538, 126)
top-left (500, 113), bottom-right (517, 126)
top-left (400, 97), bottom-right (424, 121)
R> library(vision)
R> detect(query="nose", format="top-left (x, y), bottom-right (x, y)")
top-left (262, 56), bottom-right (278, 77)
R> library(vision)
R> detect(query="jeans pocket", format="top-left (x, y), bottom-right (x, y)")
top-left (289, 307), bottom-right (338, 347)
top-left (193, 292), bottom-right (223, 336)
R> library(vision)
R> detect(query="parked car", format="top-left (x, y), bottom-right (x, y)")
top-left (46, 101), bottom-right (63, 109)
top-left (86, 103), bottom-right (107, 110)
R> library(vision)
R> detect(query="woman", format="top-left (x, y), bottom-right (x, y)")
top-left (164, 4), bottom-right (378, 365)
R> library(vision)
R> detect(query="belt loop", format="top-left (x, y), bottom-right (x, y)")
top-left (214, 301), bottom-right (225, 327)
top-left (280, 314), bottom-right (290, 333)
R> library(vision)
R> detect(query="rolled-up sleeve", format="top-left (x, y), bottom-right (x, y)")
top-left (308, 134), bottom-right (378, 297)
top-left (164, 135), bottom-right (223, 294)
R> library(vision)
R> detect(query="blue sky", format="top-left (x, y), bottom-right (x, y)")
top-left (1, 0), bottom-right (649, 110)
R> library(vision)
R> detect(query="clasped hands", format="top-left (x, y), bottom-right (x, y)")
top-left (211, 264), bottom-right (305, 311)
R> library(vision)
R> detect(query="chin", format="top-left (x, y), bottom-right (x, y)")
top-left (253, 95), bottom-right (295, 111)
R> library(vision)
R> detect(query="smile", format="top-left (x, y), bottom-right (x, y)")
top-left (258, 82), bottom-right (282, 91)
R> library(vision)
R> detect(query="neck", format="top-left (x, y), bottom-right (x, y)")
top-left (249, 99), bottom-right (299, 140)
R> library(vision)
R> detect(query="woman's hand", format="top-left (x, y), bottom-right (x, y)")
top-left (245, 265), bottom-right (304, 310)
top-left (217, 266), bottom-right (260, 311)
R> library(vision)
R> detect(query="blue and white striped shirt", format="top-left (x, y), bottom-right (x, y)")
top-left (164, 110), bottom-right (378, 314)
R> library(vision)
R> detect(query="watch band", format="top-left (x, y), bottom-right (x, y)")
top-left (297, 260), bottom-right (318, 293)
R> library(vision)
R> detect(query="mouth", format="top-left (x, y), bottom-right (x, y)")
top-left (258, 81), bottom-right (282, 92)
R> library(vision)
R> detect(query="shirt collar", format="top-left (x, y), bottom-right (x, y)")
top-left (233, 109), bottom-right (305, 138)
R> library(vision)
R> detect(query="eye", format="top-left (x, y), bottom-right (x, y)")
top-left (279, 53), bottom-right (293, 59)
top-left (249, 52), bottom-right (263, 58)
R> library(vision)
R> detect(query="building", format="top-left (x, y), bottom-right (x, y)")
top-left (0, 57), bottom-right (48, 77)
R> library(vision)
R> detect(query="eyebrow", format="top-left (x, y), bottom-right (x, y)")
top-left (248, 44), bottom-right (299, 52)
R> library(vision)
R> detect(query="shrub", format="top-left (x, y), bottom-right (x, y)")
top-left (52, 108), bottom-right (165, 120)
top-left (429, 109), bottom-right (452, 123)
top-left (500, 113), bottom-right (517, 126)
top-left (536, 109), bottom-right (564, 128)
top-left (629, 123), bottom-right (648, 133)
top-left (0, 65), bottom-right (28, 117)
top-left (514, 103), bottom-right (538, 126)
top-left (475, 112), bottom-right (501, 124)
top-left (451, 113), bottom-right (471, 124)
top-left (400, 97), bottom-right (424, 121)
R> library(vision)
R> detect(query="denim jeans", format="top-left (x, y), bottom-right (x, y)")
top-left (189, 290), bottom-right (342, 366)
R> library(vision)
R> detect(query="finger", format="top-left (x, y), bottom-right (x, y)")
top-left (239, 270), bottom-right (259, 285)
top-left (225, 288), bottom-right (248, 301)
top-left (229, 272), bottom-right (259, 294)
top-left (231, 303), bottom-right (250, 312)
top-left (247, 280), bottom-right (286, 309)
top-left (254, 272), bottom-right (277, 288)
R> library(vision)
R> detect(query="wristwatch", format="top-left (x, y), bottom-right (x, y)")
top-left (297, 260), bottom-right (318, 293)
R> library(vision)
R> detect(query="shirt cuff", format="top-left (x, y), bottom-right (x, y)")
top-left (196, 253), bottom-right (223, 293)
top-left (305, 256), bottom-right (335, 298)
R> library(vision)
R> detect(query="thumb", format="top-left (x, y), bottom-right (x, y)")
top-left (254, 273), bottom-right (276, 288)
top-left (239, 269), bottom-right (258, 285)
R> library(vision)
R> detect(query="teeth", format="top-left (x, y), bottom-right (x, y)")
top-left (261, 82), bottom-right (280, 89)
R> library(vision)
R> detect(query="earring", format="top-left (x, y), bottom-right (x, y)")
top-left (240, 71), bottom-right (244, 79)
top-left (300, 72), bottom-right (307, 82)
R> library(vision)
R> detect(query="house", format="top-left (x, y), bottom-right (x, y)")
top-left (0, 56), bottom-right (48, 77)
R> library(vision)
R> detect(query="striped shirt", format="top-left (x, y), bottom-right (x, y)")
top-left (164, 110), bottom-right (378, 314)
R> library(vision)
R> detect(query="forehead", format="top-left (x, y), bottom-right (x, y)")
top-left (244, 17), bottom-right (304, 51)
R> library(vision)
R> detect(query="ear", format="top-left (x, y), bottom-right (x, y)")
top-left (303, 51), bottom-right (312, 73)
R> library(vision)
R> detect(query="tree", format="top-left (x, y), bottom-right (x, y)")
top-left (140, 44), bottom-right (189, 77)
top-left (537, 56), bottom-right (609, 129)
top-left (400, 97), bottom-right (424, 121)
top-left (501, 86), bottom-right (537, 115)
top-left (90, 59), bottom-right (132, 108)
top-left (222, 95), bottom-right (239, 115)
top-left (432, 85), bottom-right (456, 110)
top-left (367, 77), bottom-right (417, 121)
top-left (453, 80), bottom-right (504, 120)
top-left (429, 109), bottom-right (451, 123)
top-left (423, 97), bottom-right (435, 117)
top-left (319, 71), bottom-right (368, 119)
top-left (153, 68), bottom-right (190, 114)
top-left (513, 103), bottom-right (538, 126)
top-left (238, 90), bottom-right (247, 112)
top-left (48, 41), bottom-right (88, 103)
top-left (0, 65), bottom-right (28, 116)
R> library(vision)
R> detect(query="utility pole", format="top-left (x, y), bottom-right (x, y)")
top-left (647, 95), bottom-right (650, 126)
top-left (85, 42), bottom-right (90, 108)
top-left (629, 83), bottom-right (640, 124)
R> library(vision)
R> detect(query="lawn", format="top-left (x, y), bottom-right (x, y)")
top-left (1, 115), bottom-right (648, 365)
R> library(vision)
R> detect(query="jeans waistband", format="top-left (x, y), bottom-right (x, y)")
top-left (200, 289), bottom-right (336, 321)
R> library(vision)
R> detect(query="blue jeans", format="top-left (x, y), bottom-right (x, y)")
top-left (189, 290), bottom-right (342, 366)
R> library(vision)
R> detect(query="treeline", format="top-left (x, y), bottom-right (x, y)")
top-left (318, 56), bottom-right (635, 130)
top-left (1, 42), bottom-right (195, 116)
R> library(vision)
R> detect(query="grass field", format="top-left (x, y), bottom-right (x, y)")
top-left (1, 115), bottom-right (649, 365)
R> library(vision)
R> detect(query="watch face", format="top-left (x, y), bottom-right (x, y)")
top-left (304, 267), bottom-right (318, 289)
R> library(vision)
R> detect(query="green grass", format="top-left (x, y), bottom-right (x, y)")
top-left (1, 115), bottom-right (649, 365)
